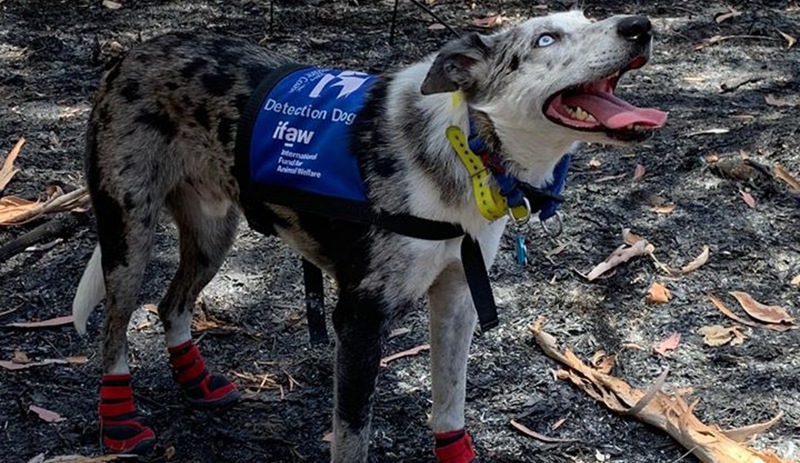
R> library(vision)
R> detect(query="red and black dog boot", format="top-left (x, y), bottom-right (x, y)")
top-left (434, 429), bottom-right (478, 463)
top-left (168, 340), bottom-right (240, 408)
top-left (98, 374), bottom-right (156, 454)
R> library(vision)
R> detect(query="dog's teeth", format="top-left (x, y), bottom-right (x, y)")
top-left (585, 114), bottom-right (597, 122)
top-left (572, 106), bottom-right (592, 121)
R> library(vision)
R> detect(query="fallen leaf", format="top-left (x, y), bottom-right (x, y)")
top-left (380, 344), bottom-right (430, 367)
top-left (322, 431), bottom-right (333, 442)
top-left (31, 455), bottom-right (138, 463)
top-left (13, 350), bottom-right (30, 364)
top-left (694, 35), bottom-right (724, 50)
top-left (510, 420), bottom-right (578, 443)
top-left (654, 332), bottom-right (680, 356)
top-left (740, 190), bottom-right (756, 208)
top-left (710, 294), bottom-right (762, 328)
top-left (621, 342), bottom-right (645, 350)
top-left (777, 30), bottom-right (796, 48)
top-left (687, 127), bottom-right (729, 136)
top-left (730, 114), bottom-right (756, 122)
top-left (591, 351), bottom-right (616, 374)
top-left (589, 158), bottom-right (602, 168)
top-left (428, 23), bottom-right (446, 30)
top-left (0, 356), bottom-right (86, 371)
top-left (715, 7), bottom-right (741, 23)
top-left (632, 164), bottom-right (646, 182)
top-left (594, 173), bottom-right (626, 183)
top-left (730, 291), bottom-right (794, 324)
top-left (647, 282), bottom-right (671, 304)
top-left (773, 164), bottom-right (800, 191)
top-left (66, 356), bottom-right (88, 364)
top-left (622, 228), bottom-right (645, 246)
top-left (551, 418), bottom-right (567, 430)
top-left (698, 325), bottom-right (746, 347)
top-left (164, 446), bottom-right (176, 460)
top-left (722, 412), bottom-right (783, 442)
top-left (681, 245), bottom-right (710, 274)
top-left (388, 327), bottom-right (410, 339)
top-left (29, 405), bottom-right (66, 423)
top-left (791, 274), bottom-right (800, 286)
top-left (4, 315), bottom-right (74, 328)
top-left (102, 0), bottom-right (123, 9)
top-left (586, 231), bottom-right (654, 281)
top-left (473, 14), bottom-right (508, 28)
top-left (0, 196), bottom-right (41, 223)
top-left (765, 94), bottom-right (797, 107)
top-left (143, 303), bottom-right (159, 315)
top-left (0, 137), bottom-right (25, 191)
top-left (650, 204), bottom-right (676, 214)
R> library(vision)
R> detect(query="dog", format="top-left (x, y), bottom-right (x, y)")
top-left (71, 10), bottom-right (666, 462)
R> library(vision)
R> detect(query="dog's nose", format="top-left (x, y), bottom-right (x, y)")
top-left (617, 16), bottom-right (652, 42)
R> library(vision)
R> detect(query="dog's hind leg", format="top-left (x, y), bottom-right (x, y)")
top-left (330, 289), bottom-right (393, 463)
top-left (88, 157), bottom-right (162, 454)
top-left (159, 181), bottom-right (241, 407)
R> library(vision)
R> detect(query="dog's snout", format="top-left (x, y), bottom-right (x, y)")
top-left (617, 16), bottom-right (652, 43)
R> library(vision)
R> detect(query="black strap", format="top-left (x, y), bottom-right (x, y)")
top-left (302, 259), bottom-right (329, 345)
top-left (461, 237), bottom-right (499, 331)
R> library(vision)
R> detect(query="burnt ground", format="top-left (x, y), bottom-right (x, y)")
top-left (1, 0), bottom-right (799, 462)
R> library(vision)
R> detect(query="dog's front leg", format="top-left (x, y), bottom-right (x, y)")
top-left (330, 290), bottom-right (388, 463)
top-left (427, 262), bottom-right (478, 462)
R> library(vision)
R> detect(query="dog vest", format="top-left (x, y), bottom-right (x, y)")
top-left (235, 64), bottom-right (569, 345)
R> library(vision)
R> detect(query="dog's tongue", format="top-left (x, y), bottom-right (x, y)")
top-left (562, 92), bottom-right (667, 129)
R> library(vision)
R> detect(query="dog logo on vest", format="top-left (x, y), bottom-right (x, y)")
top-left (308, 71), bottom-right (371, 99)
top-left (272, 121), bottom-right (314, 148)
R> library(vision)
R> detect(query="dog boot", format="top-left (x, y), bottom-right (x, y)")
top-left (99, 374), bottom-right (156, 454)
top-left (434, 429), bottom-right (478, 463)
top-left (168, 340), bottom-right (240, 407)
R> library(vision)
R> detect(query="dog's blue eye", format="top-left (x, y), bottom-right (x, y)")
top-left (537, 34), bottom-right (556, 47)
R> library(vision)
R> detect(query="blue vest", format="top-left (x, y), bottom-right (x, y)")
top-left (241, 65), bottom-right (379, 206)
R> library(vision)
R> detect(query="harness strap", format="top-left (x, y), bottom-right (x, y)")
top-left (303, 258), bottom-right (328, 345)
top-left (461, 237), bottom-right (498, 331)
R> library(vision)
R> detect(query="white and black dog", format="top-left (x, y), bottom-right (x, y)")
top-left (72, 10), bottom-right (666, 462)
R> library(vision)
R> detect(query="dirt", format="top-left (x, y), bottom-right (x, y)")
top-left (1, 0), bottom-right (799, 462)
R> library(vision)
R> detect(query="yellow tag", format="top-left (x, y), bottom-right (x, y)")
top-left (446, 126), bottom-right (508, 220)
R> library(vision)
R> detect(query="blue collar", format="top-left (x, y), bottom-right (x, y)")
top-left (466, 116), bottom-right (570, 223)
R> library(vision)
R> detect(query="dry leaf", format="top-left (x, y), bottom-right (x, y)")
top-left (632, 164), bottom-right (646, 182)
top-left (13, 350), bottom-right (30, 364)
top-left (586, 230), bottom-right (654, 281)
top-left (102, 0), bottom-right (123, 9)
top-left (591, 351), bottom-right (616, 374)
top-left (5, 315), bottom-right (74, 328)
top-left (29, 405), bottom-right (66, 423)
top-left (551, 418), bottom-right (567, 430)
top-left (650, 204), bottom-right (676, 214)
top-left (428, 23), bottom-right (446, 30)
top-left (698, 325), bottom-right (746, 347)
top-left (143, 303), bottom-right (159, 315)
top-left (510, 420), bottom-right (578, 443)
top-left (765, 94), bottom-right (797, 107)
top-left (740, 190), bottom-right (756, 208)
top-left (709, 294), bottom-right (761, 328)
top-left (0, 137), bottom-right (25, 191)
top-left (0, 355), bottom-right (87, 371)
top-left (473, 14), bottom-right (508, 28)
top-left (647, 282), bottom-right (671, 304)
top-left (529, 320), bottom-right (793, 463)
top-left (29, 455), bottom-right (138, 463)
top-left (791, 274), bottom-right (800, 286)
top-left (681, 245), bottom-right (710, 274)
top-left (777, 30), bottom-right (796, 48)
top-left (722, 412), bottom-right (783, 442)
top-left (380, 344), bottom-right (430, 367)
top-left (654, 332), bottom-right (680, 356)
top-left (730, 291), bottom-right (794, 324)
top-left (622, 228), bottom-right (644, 246)
top-left (715, 8), bottom-right (741, 23)
top-left (0, 186), bottom-right (89, 226)
top-left (687, 127), bottom-right (729, 136)
top-left (773, 164), bottom-right (800, 191)
top-left (322, 431), bottom-right (334, 442)
top-left (164, 446), bottom-right (176, 460)
top-left (589, 158), bottom-right (602, 168)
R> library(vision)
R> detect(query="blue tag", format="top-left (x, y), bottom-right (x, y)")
top-left (249, 67), bottom-right (379, 202)
top-left (515, 233), bottom-right (528, 267)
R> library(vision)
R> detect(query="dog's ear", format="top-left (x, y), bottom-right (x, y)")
top-left (420, 33), bottom-right (492, 95)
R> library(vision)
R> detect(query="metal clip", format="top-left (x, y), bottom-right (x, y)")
top-left (508, 197), bottom-right (532, 226)
top-left (539, 211), bottom-right (563, 237)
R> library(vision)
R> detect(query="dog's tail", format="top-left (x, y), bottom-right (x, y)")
top-left (72, 244), bottom-right (106, 335)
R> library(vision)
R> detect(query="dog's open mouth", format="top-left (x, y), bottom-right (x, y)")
top-left (544, 56), bottom-right (668, 141)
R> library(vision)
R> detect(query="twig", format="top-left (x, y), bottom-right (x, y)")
top-left (389, 0), bottom-right (401, 45)
top-left (0, 213), bottom-right (86, 261)
top-left (1, 186), bottom-right (89, 225)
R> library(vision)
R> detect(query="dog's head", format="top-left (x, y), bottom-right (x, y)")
top-left (421, 11), bottom-right (667, 149)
